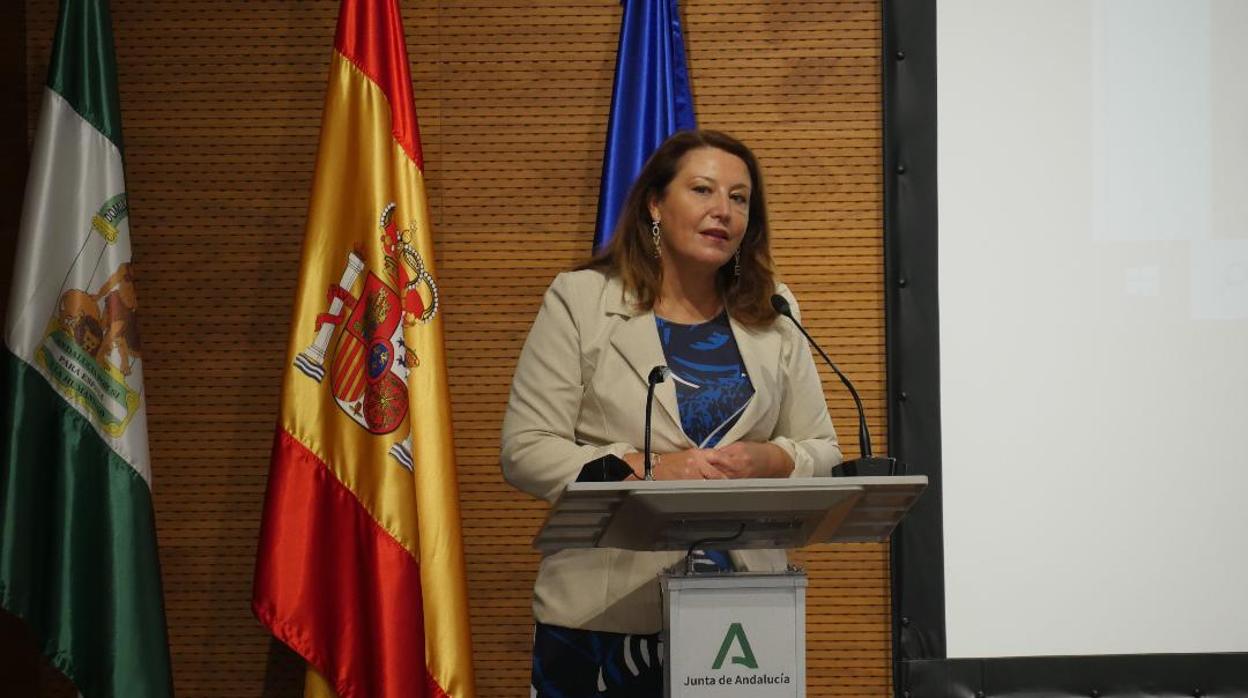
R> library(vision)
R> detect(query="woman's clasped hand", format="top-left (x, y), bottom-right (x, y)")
top-left (621, 441), bottom-right (792, 480)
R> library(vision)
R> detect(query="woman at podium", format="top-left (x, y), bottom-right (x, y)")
top-left (502, 130), bottom-right (842, 697)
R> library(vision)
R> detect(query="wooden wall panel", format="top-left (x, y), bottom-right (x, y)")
top-left (0, 6), bottom-right (43, 694)
top-left (20, 1), bottom-right (886, 695)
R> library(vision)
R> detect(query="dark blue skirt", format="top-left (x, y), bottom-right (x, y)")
top-left (531, 622), bottom-right (663, 697)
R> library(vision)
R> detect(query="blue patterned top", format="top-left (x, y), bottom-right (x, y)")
top-left (655, 311), bottom-right (754, 448)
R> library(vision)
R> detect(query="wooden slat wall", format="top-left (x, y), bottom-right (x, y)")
top-left (2, 0), bottom-right (27, 328)
top-left (20, 1), bottom-right (886, 695)
top-left (0, 0), bottom-right (36, 690)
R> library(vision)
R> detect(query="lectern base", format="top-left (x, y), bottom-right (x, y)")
top-left (661, 571), bottom-right (806, 698)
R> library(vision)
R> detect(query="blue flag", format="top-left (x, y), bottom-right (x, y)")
top-left (593, 0), bottom-right (697, 252)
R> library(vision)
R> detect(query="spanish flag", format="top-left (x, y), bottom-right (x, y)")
top-left (251, 1), bottom-right (474, 697)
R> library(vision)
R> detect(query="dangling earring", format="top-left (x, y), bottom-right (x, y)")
top-left (650, 219), bottom-right (662, 258)
top-left (733, 247), bottom-right (742, 276)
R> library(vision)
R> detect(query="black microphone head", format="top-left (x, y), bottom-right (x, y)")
top-left (648, 365), bottom-right (670, 385)
top-left (770, 294), bottom-right (792, 318)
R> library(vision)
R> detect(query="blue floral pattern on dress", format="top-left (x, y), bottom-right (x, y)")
top-left (531, 623), bottom-right (662, 697)
top-left (655, 311), bottom-right (754, 448)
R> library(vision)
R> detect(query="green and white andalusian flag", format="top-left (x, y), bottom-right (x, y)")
top-left (0, 1), bottom-right (173, 696)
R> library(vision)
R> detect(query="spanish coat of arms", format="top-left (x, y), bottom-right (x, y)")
top-left (293, 202), bottom-right (439, 470)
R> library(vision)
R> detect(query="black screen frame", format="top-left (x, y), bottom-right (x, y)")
top-left (880, 0), bottom-right (1248, 693)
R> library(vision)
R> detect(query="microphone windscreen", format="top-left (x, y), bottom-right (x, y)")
top-left (770, 294), bottom-right (792, 317)
top-left (647, 365), bottom-right (669, 384)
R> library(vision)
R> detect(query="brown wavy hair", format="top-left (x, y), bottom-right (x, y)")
top-left (578, 130), bottom-right (778, 326)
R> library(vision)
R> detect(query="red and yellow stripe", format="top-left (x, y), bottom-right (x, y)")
top-left (253, 1), bottom-right (474, 696)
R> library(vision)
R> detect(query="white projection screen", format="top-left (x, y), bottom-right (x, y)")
top-left (937, 0), bottom-right (1248, 658)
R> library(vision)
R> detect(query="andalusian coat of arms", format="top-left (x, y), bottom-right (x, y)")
top-left (37, 193), bottom-right (143, 438)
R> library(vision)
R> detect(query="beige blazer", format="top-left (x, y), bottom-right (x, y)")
top-left (501, 269), bottom-right (841, 634)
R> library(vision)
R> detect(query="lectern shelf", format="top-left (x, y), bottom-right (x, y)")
top-left (533, 476), bottom-right (927, 552)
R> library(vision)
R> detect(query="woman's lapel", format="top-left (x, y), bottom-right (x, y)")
top-left (605, 295), bottom-right (688, 447)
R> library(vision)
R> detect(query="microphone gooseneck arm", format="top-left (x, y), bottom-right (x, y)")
top-left (772, 294), bottom-right (873, 458)
top-left (644, 365), bottom-right (669, 480)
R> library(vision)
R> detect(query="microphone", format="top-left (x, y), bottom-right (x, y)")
top-left (644, 365), bottom-right (669, 480)
top-left (771, 294), bottom-right (899, 477)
